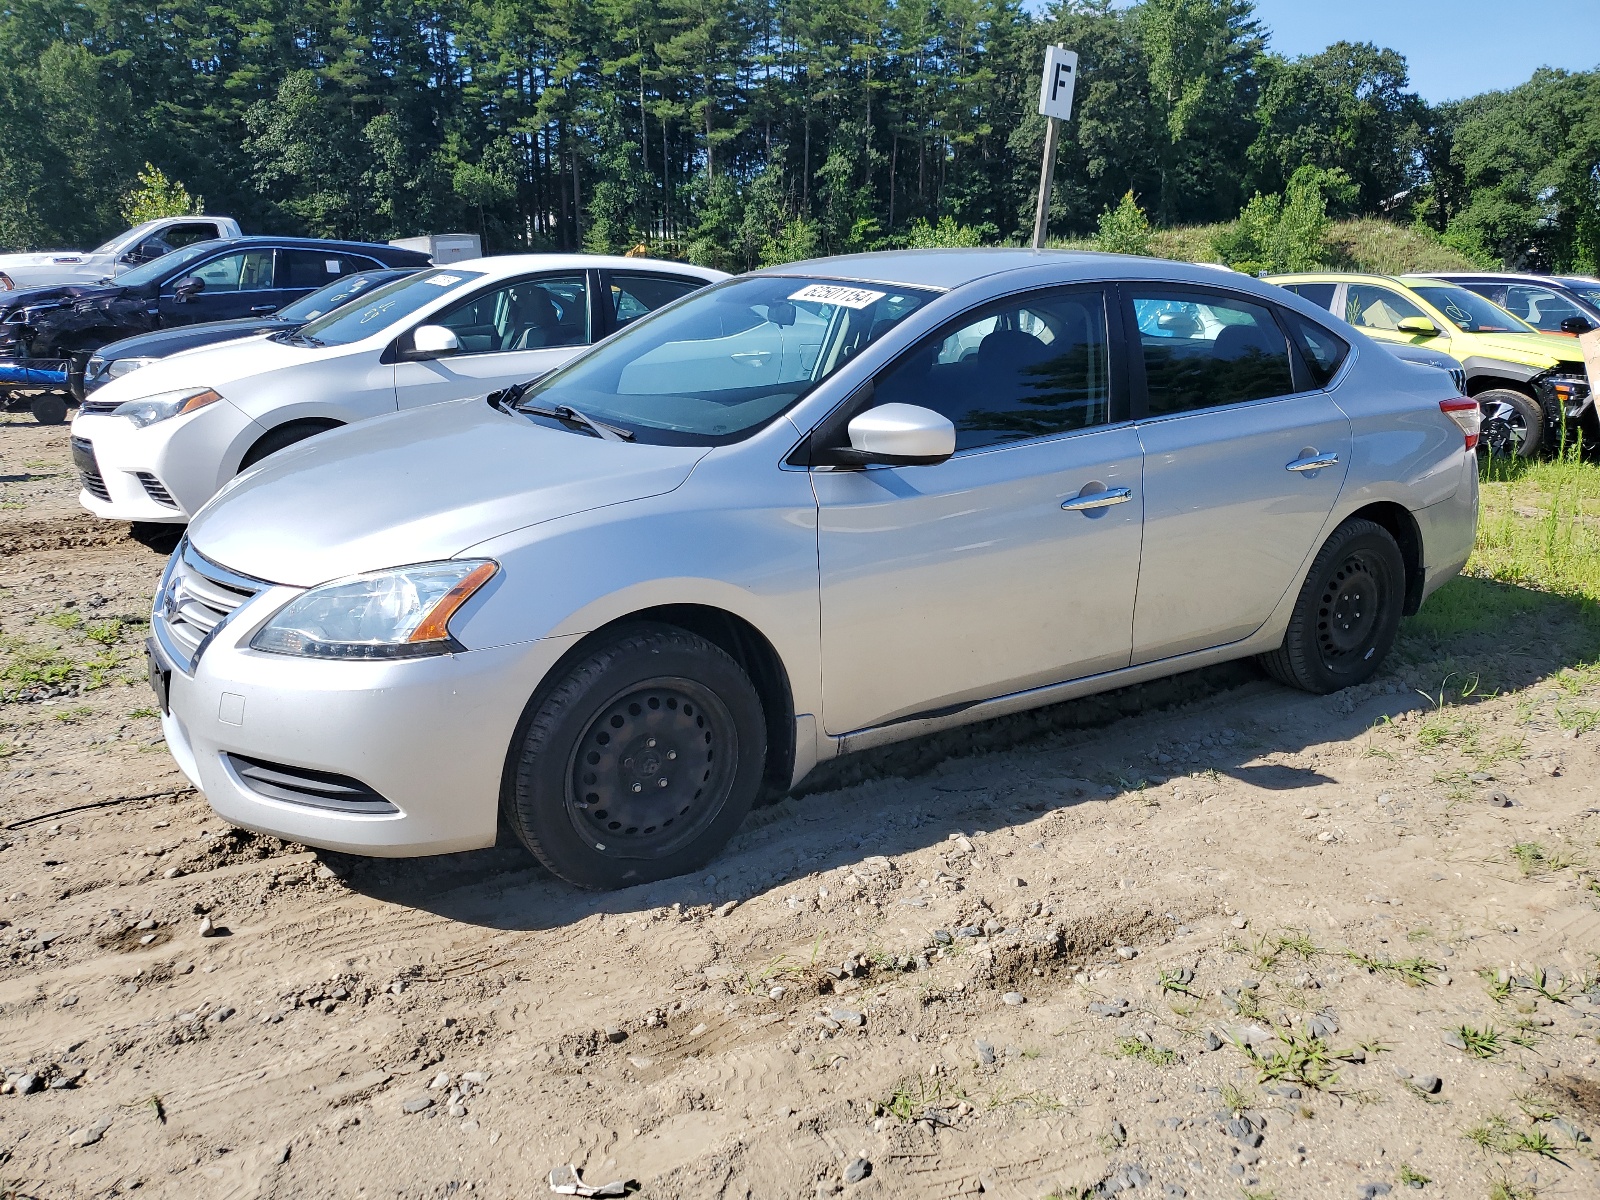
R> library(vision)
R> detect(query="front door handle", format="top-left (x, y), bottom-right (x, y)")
top-left (1061, 486), bottom-right (1132, 512)
top-left (249, 305), bottom-right (278, 314)
top-left (1287, 452), bottom-right (1340, 473)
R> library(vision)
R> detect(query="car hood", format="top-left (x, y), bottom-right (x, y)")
top-left (186, 398), bottom-right (711, 587)
top-left (0, 281), bottom-right (121, 313)
top-left (95, 318), bottom-right (289, 361)
top-left (86, 334), bottom-right (349, 404)
top-left (1464, 330), bottom-right (1584, 368)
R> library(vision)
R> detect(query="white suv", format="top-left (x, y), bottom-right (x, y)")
top-left (68, 255), bottom-right (726, 522)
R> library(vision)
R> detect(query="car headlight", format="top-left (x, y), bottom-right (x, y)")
top-left (105, 356), bottom-right (156, 379)
top-left (251, 561), bottom-right (498, 659)
top-left (111, 387), bottom-right (222, 429)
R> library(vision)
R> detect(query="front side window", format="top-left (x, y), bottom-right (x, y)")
top-left (1131, 289), bottom-right (1295, 414)
top-left (295, 268), bottom-right (487, 346)
top-left (123, 241), bottom-right (227, 288)
top-left (1496, 284), bottom-right (1587, 332)
top-left (434, 274), bottom-right (590, 353)
top-left (521, 275), bottom-right (935, 445)
top-left (186, 249), bottom-right (275, 292)
top-left (871, 288), bottom-right (1111, 451)
top-left (1344, 284), bottom-right (1429, 332)
top-left (1407, 282), bottom-right (1534, 334)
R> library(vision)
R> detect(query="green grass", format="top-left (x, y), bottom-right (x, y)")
top-left (1510, 842), bottom-right (1579, 877)
top-left (1457, 1025), bottom-right (1504, 1058)
top-left (1397, 1163), bottom-right (1431, 1187)
top-left (1115, 1037), bottom-right (1177, 1066)
top-left (1467, 1114), bottom-right (1566, 1158)
top-left (1345, 950), bottom-right (1442, 987)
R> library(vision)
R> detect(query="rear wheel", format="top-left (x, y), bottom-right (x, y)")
top-left (1477, 388), bottom-right (1544, 458)
top-left (29, 394), bottom-right (67, 425)
top-left (503, 625), bottom-right (766, 889)
top-left (1259, 518), bottom-right (1406, 694)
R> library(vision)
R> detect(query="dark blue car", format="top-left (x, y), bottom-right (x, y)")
top-left (0, 236), bottom-right (432, 407)
top-left (76, 267), bottom-right (421, 401)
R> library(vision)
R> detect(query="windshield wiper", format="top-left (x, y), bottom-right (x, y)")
top-left (517, 402), bottom-right (635, 442)
top-left (268, 329), bottom-right (324, 347)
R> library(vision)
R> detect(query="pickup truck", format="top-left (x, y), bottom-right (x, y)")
top-left (0, 216), bottom-right (243, 291)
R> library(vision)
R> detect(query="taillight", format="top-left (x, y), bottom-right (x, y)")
top-left (1440, 397), bottom-right (1480, 451)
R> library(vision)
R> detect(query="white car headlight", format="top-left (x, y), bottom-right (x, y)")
top-left (251, 561), bottom-right (498, 659)
top-left (105, 355), bottom-right (157, 379)
top-left (112, 386), bottom-right (222, 429)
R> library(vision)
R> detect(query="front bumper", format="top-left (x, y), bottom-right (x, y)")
top-left (157, 592), bottom-right (580, 857)
top-left (70, 402), bottom-right (264, 523)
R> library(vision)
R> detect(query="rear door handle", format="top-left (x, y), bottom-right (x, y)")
top-left (1061, 486), bottom-right (1132, 512)
top-left (1287, 453), bottom-right (1340, 472)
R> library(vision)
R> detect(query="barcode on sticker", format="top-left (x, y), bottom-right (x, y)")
top-left (426, 274), bottom-right (463, 286)
top-left (787, 284), bottom-right (885, 309)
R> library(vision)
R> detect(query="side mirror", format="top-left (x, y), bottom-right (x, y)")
top-left (1560, 316), bottom-right (1594, 335)
top-left (172, 276), bottom-right (205, 302)
top-left (823, 403), bottom-right (955, 468)
top-left (1397, 316), bottom-right (1439, 337)
top-left (409, 324), bottom-right (461, 359)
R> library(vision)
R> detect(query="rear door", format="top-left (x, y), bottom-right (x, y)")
top-left (274, 249), bottom-right (370, 313)
top-left (1126, 285), bottom-right (1352, 663)
top-left (393, 271), bottom-right (595, 410)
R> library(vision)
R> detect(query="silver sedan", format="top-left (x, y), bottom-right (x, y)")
top-left (150, 251), bottom-right (1480, 888)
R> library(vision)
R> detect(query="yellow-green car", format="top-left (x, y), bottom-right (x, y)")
top-left (1266, 272), bottom-right (1594, 456)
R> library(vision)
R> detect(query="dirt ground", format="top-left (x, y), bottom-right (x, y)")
top-left (4, 410), bottom-right (1600, 1200)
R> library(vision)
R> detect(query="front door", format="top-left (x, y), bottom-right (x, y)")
top-left (1343, 282), bottom-right (1453, 356)
top-left (158, 248), bottom-right (278, 325)
top-left (393, 272), bottom-right (594, 409)
top-left (1125, 285), bottom-right (1352, 663)
top-left (815, 285), bottom-right (1144, 735)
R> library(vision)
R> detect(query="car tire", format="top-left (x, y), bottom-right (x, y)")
top-left (1258, 518), bottom-right (1406, 695)
top-left (30, 394), bottom-right (68, 425)
top-left (1477, 388), bottom-right (1544, 458)
top-left (503, 624), bottom-right (767, 890)
top-left (239, 419), bottom-right (342, 470)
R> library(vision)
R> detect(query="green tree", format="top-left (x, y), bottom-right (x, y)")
top-left (1094, 191), bottom-right (1152, 255)
top-left (121, 164), bottom-right (203, 225)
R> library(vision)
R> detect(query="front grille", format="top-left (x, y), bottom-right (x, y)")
top-left (79, 396), bottom-right (121, 414)
top-left (70, 436), bottom-right (110, 502)
top-left (136, 471), bottom-right (177, 507)
top-left (153, 539), bottom-right (266, 670)
top-left (224, 755), bottom-right (398, 814)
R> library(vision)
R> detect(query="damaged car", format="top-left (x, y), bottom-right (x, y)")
top-left (0, 236), bottom-right (431, 422)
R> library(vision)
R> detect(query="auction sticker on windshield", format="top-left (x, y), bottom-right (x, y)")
top-left (425, 274), bottom-right (463, 287)
top-left (787, 284), bottom-right (886, 309)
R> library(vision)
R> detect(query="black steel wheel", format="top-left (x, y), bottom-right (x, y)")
top-left (1259, 518), bottom-right (1405, 694)
top-left (29, 394), bottom-right (67, 425)
top-left (503, 624), bottom-right (766, 889)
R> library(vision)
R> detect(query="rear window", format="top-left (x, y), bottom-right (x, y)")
top-left (1281, 311), bottom-right (1350, 388)
top-left (1280, 282), bottom-right (1336, 310)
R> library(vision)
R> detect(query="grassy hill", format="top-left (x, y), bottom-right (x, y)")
top-left (1051, 217), bottom-right (1482, 275)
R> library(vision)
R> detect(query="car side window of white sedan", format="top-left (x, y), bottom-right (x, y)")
top-left (1130, 290), bottom-right (1295, 414)
top-left (870, 288), bottom-right (1112, 451)
top-left (435, 275), bottom-right (591, 353)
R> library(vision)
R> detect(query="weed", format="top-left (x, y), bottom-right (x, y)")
top-left (83, 619), bottom-right (124, 648)
top-left (0, 643), bottom-right (75, 695)
top-left (1467, 1114), bottom-right (1567, 1158)
top-left (1248, 1029), bottom-right (1341, 1091)
top-left (1506, 1021), bottom-right (1541, 1050)
top-left (1397, 1164), bottom-right (1430, 1187)
top-left (1345, 950), bottom-right (1441, 987)
top-left (986, 1086), bottom-right (1063, 1113)
top-left (128, 707), bottom-right (159, 719)
top-left (1219, 1082), bottom-right (1254, 1113)
top-left (1273, 930), bottom-right (1321, 960)
top-left (1556, 705), bottom-right (1600, 735)
top-left (1240, 1190), bottom-right (1277, 1200)
top-left (52, 705), bottom-right (94, 723)
top-left (878, 1076), bottom-right (958, 1122)
top-left (1487, 1180), bottom-right (1535, 1200)
top-left (1158, 968), bottom-right (1200, 998)
top-left (1456, 1026), bottom-right (1503, 1058)
top-left (42, 611), bottom-right (82, 631)
top-left (1115, 1037), bottom-right (1177, 1066)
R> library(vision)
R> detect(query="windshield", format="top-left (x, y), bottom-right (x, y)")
top-left (1558, 279), bottom-right (1600, 309)
top-left (1410, 283), bottom-right (1536, 334)
top-left (113, 241), bottom-right (225, 289)
top-left (91, 221), bottom-right (161, 256)
top-left (277, 271), bottom-right (410, 323)
top-left (296, 268), bottom-right (486, 346)
top-left (520, 275), bottom-right (937, 445)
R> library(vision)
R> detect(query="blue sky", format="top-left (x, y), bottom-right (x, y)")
top-left (1246, 0), bottom-right (1600, 103)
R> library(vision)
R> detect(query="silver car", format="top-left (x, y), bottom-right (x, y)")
top-left (150, 251), bottom-right (1480, 888)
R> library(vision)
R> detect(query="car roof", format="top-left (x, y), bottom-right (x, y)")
top-left (1265, 271), bottom-right (1402, 285)
top-left (746, 248), bottom-right (1263, 293)
top-left (446, 253), bottom-right (728, 279)
top-left (1408, 272), bottom-right (1574, 285)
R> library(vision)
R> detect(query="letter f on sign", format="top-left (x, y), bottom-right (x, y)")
top-left (1038, 47), bottom-right (1079, 121)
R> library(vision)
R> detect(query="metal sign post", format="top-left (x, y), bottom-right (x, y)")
top-left (1032, 46), bottom-right (1078, 250)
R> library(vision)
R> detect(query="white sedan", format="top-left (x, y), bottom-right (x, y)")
top-left (68, 255), bottom-right (727, 523)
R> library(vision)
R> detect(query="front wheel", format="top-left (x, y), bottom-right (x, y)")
top-left (503, 625), bottom-right (767, 889)
top-left (1258, 518), bottom-right (1406, 694)
top-left (1477, 388), bottom-right (1545, 458)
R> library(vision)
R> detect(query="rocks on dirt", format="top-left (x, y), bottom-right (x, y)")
top-left (548, 1164), bottom-right (633, 1197)
top-left (402, 1096), bottom-right (434, 1114)
top-left (975, 1039), bottom-right (997, 1066)
top-left (68, 1113), bottom-right (112, 1148)
top-left (1088, 999), bottom-right (1129, 1018)
top-left (842, 1157), bottom-right (871, 1185)
top-left (1002, 991), bottom-right (1026, 1006)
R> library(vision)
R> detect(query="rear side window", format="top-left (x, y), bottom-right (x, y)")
top-left (280, 250), bottom-right (362, 289)
top-left (610, 273), bottom-right (703, 330)
top-left (1130, 289), bottom-right (1295, 415)
top-left (1280, 282), bottom-right (1335, 310)
top-left (1282, 311), bottom-right (1350, 387)
top-left (872, 287), bottom-right (1112, 451)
